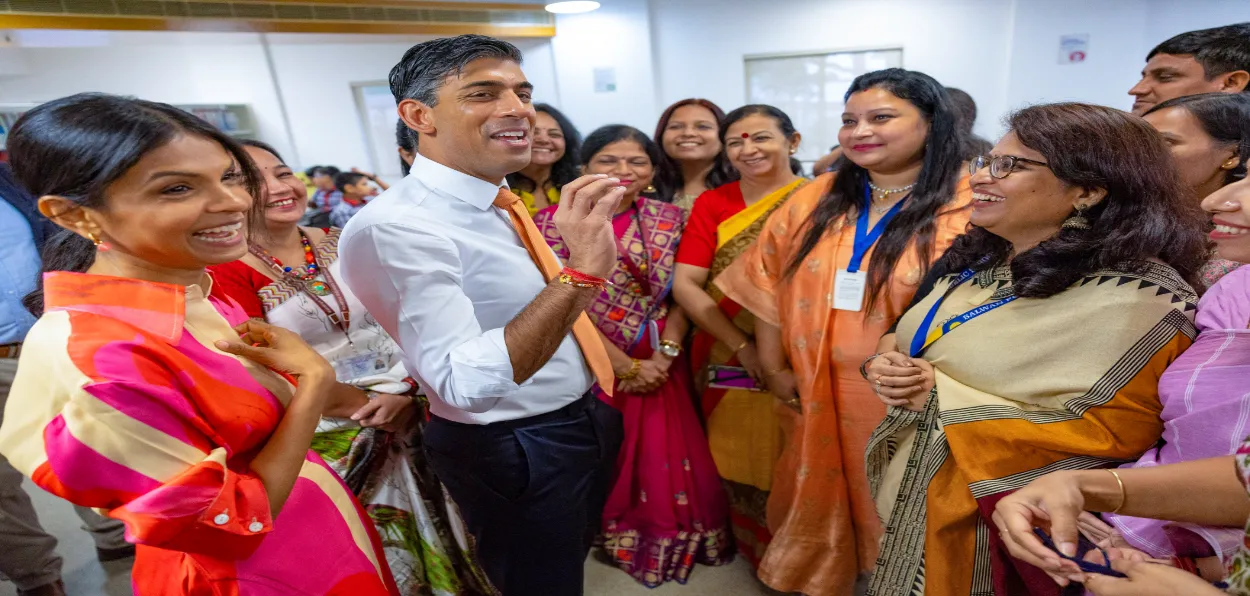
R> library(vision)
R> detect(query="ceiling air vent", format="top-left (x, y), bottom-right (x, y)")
top-left (0, 0), bottom-right (555, 37)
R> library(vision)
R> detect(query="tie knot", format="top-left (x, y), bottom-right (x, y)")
top-left (493, 187), bottom-right (522, 209)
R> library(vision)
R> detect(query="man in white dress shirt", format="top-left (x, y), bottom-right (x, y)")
top-left (339, 35), bottom-right (625, 595)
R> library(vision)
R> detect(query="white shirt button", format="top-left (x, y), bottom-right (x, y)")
top-left (213, 513), bottom-right (229, 526)
top-left (248, 521), bottom-right (264, 533)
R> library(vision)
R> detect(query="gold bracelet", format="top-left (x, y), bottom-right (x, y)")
top-left (618, 359), bottom-right (642, 381)
top-left (1106, 469), bottom-right (1126, 514)
top-left (733, 338), bottom-right (750, 352)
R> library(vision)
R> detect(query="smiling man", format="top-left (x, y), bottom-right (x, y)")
top-left (338, 35), bottom-right (625, 595)
top-left (1129, 23), bottom-right (1250, 115)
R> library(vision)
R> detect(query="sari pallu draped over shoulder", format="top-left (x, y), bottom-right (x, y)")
top-left (866, 261), bottom-right (1199, 596)
top-left (684, 178), bottom-right (807, 568)
top-left (714, 172), bottom-right (972, 596)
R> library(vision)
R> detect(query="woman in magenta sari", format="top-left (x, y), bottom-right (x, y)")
top-left (533, 125), bottom-right (732, 588)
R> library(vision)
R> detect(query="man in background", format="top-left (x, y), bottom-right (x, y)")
top-left (1130, 23), bottom-right (1250, 115)
top-left (0, 164), bottom-right (131, 596)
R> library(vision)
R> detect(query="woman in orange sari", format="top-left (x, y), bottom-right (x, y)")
top-left (716, 69), bottom-right (973, 595)
top-left (672, 105), bottom-right (808, 568)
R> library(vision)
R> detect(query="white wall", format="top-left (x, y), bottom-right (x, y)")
top-left (650, 0), bottom-right (1250, 141)
top-left (0, 30), bottom-right (558, 174)
top-left (2, 0), bottom-right (1249, 172)
top-left (650, 0), bottom-right (1015, 141)
top-left (547, 0), bottom-right (659, 134)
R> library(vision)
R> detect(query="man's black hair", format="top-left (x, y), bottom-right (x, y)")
top-left (1148, 23), bottom-right (1250, 81)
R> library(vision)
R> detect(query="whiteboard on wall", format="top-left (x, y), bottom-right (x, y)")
top-left (745, 48), bottom-right (904, 166)
top-left (352, 82), bottom-right (404, 182)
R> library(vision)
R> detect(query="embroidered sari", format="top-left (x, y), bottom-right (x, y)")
top-left (534, 198), bottom-right (732, 587)
top-left (715, 172), bottom-right (973, 595)
top-left (676, 178), bottom-right (807, 567)
top-left (209, 230), bottom-right (495, 596)
top-left (867, 260), bottom-right (1198, 596)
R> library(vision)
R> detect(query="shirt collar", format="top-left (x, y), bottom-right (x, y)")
top-left (411, 153), bottom-right (506, 211)
top-left (42, 271), bottom-right (213, 344)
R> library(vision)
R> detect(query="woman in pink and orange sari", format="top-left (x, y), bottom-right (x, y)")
top-left (534, 125), bottom-right (731, 588)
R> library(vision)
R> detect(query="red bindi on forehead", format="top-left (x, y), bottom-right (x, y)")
top-left (741, 133), bottom-right (749, 138)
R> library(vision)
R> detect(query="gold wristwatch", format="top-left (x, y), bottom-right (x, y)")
top-left (658, 339), bottom-right (682, 358)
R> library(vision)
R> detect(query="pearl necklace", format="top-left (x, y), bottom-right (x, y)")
top-left (867, 181), bottom-right (916, 214)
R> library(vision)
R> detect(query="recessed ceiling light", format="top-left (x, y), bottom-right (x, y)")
top-left (545, 1), bottom-right (601, 14)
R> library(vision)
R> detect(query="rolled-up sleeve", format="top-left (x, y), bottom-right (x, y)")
top-left (339, 222), bottom-right (518, 413)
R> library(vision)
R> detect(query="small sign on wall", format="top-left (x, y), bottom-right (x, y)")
top-left (1059, 34), bottom-right (1089, 64)
top-left (594, 67), bottom-right (617, 93)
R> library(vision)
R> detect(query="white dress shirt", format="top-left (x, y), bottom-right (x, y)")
top-left (338, 153), bottom-right (593, 424)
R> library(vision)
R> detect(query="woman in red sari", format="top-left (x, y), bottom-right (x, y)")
top-left (671, 105), bottom-right (808, 567)
top-left (533, 125), bottom-right (731, 588)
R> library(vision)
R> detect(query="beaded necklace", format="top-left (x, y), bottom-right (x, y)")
top-left (249, 230), bottom-right (353, 343)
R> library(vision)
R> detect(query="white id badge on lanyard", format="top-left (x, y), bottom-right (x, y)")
top-left (833, 269), bottom-right (868, 311)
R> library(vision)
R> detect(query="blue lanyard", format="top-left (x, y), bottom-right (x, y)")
top-left (908, 267), bottom-right (1016, 358)
top-left (848, 183), bottom-right (906, 273)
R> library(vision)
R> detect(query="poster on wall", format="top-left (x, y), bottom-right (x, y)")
top-left (1058, 34), bottom-right (1089, 64)
top-left (594, 67), bottom-right (617, 93)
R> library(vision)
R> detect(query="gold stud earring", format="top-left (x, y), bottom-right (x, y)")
top-left (644, 184), bottom-right (656, 193)
top-left (1224, 157), bottom-right (1240, 170)
top-left (87, 231), bottom-right (111, 251)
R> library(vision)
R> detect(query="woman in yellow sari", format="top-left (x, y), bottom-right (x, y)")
top-left (716, 69), bottom-right (972, 595)
top-left (672, 104), bottom-right (807, 568)
top-left (864, 103), bottom-right (1210, 596)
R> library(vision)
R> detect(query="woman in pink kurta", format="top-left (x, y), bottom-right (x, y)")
top-left (0, 93), bottom-right (398, 595)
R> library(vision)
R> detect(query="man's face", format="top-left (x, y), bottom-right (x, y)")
top-left (424, 58), bottom-right (536, 182)
top-left (1129, 53), bottom-right (1226, 115)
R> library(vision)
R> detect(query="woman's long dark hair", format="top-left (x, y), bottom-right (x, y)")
top-left (653, 98), bottom-right (739, 202)
top-left (11, 92), bottom-right (263, 316)
top-left (1145, 92), bottom-right (1250, 185)
top-left (943, 103), bottom-right (1209, 297)
top-left (579, 125), bottom-right (664, 200)
top-left (786, 69), bottom-right (966, 314)
top-left (506, 103), bottom-right (582, 193)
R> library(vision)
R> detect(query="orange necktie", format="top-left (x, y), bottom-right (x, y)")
top-left (493, 188), bottom-right (615, 396)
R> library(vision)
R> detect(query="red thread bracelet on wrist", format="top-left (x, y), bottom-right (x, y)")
top-left (561, 266), bottom-right (607, 286)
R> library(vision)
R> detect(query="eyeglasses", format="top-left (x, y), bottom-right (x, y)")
top-left (970, 154), bottom-right (1050, 179)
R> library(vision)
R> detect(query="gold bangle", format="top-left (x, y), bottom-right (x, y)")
top-left (618, 359), bottom-right (642, 381)
top-left (1106, 469), bottom-right (1126, 514)
top-left (733, 338), bottom-right (750, 352)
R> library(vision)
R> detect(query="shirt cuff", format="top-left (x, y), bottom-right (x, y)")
top-left (447, 327), bottom-right (521, 405)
